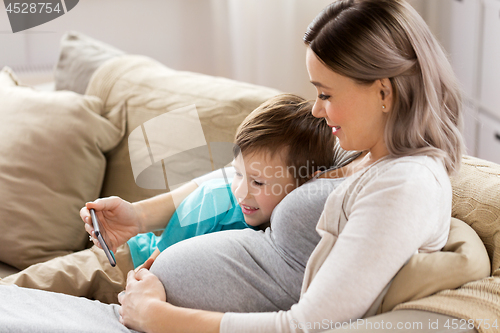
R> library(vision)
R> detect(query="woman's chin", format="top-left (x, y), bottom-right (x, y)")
top-left (337, 140), bottom-right (355, 151)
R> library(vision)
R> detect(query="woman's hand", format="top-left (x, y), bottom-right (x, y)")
top-left (81, 196), bottom-right (143, 252)
top-left (118, 269), bottom-right (167, 332)
top-left (119, 268), bottom-right (223, 333)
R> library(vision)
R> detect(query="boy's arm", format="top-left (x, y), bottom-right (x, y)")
top-left (134, 168), bottom-right (237, 271)
top-left (134, 182), bottom-right (199, 233)
top-left (84, 168), bottom-right (235, 253)
top-left (82, 180), bottom-right (199, 253)
top-left (140, 167), bottom-right (235, 232)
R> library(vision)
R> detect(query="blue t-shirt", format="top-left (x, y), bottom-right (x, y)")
top-left (127, 178), bottom-right (252, 268)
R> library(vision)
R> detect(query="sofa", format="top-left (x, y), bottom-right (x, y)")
top-left (0, 31), bottom-right (499, 333)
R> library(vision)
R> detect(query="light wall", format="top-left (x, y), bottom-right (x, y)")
top-left (0, 0), bottom-right (336, 98)
top-left (0, 0), bottom-right (433, 99)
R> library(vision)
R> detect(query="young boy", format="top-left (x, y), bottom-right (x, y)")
top-left (0, 93), bottom-right (336, 304)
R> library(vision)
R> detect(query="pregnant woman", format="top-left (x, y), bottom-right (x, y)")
top-left (0, 1), bottom-right (463, 332)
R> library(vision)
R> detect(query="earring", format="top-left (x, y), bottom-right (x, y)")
top-left (382, 105), bottom-right (386, 110)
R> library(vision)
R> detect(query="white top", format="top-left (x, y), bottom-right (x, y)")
top-left (220, 155), bottom-right (451, 333)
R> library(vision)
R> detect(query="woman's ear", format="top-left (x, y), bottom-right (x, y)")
top-left (379, 78), bottom-right (393, 112)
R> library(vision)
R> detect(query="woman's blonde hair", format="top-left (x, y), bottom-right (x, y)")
top-left (304, 0), bottom-right (464, 174)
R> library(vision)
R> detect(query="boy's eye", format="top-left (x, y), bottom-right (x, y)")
top-left (318, 93), bottom-right (330, 101)
top-left (235, 172), bottom-right (243, 178)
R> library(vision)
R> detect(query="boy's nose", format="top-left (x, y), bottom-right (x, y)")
top-left (233, 180), bottom-right (250, 202)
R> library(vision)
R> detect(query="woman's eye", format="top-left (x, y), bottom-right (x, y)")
top-left (252, 180), bottom-right (265, 186)
top-left (318, 93), bottom-right (330, 101)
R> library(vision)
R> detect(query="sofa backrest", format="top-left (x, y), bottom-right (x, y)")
top-left (86, 55), bottom-right (281, 203)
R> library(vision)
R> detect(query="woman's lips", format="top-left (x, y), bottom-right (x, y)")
top-left (241, 204), bottom-right (259, 215)
top-left (331, 126), bottom-right (341, 134)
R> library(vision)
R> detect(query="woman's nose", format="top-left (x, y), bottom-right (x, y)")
top-left (311, 100), bottom-right (326, 119)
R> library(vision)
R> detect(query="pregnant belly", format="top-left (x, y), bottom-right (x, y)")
top-left (149, 229), bottom-right (303, 313)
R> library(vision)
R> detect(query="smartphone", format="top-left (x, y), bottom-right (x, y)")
top-left (90, 208), bottom-right (116, 267)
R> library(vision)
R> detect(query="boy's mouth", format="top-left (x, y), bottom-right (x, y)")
top-left (241, 204), bottom-right (259, 215)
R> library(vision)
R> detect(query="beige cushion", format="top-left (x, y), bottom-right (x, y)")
top-left (450, 155), bottom-right (500, 272)
top-left (85, 55), bottom-right (280, 203)
top-left (54, 31), bottom-right (124, 94)
top-left (0, 262), bottom-right (19, 278)
top-left (379, 217), bottom-right (490, 313)
top-left (0, 67), bottom-right (125, 270)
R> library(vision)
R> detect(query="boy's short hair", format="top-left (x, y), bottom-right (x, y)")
top-left (234, 93), bottom-right (336, 185)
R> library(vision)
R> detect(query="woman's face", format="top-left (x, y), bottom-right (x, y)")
top-left (306, 48), bottom-right (390, 160)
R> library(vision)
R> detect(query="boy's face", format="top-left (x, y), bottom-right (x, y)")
top-left (231, 151), bottom-right (297, 227)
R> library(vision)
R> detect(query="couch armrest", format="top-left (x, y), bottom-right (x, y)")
top-left (325, 310), bottom-right (477, 333)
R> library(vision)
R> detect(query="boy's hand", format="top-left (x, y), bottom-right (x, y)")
top-left (135, 248), bottom-right (161, 272)
top-left (81, 196), bottom-right (143, 253)
top-left (135, 257), bottom-right (156, 272)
